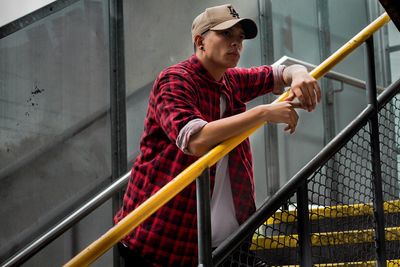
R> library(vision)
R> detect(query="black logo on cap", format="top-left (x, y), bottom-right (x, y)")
top-left (228, 6), bottom-right (240, 19)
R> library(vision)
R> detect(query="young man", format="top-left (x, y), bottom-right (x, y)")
top-left (115, 4), bottom-right (321, 267)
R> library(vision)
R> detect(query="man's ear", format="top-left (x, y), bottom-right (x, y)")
top-left (194, 35), bottom-right (204, 51)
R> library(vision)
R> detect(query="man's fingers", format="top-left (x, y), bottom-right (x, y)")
top-left (304, 85), bottom-right (313, 111)
top-left (315, 82), bottom-right (322, 103)
top-left (289, 105), bottom-right (299, 134)
top-left (289, 78), bottom-right (321, 111)
top-left (288, 101), bottom-right (304, 109)
top-left (286, 90), bottom-right (295, 101)
top-left (295, 85), bottom-right (313, 111)
top-left (307, 84), bottom-right (316, 110)
top-left (284, 124), bottom-right (296, 134)
top-left (293, 87), bottom-right (306, 109)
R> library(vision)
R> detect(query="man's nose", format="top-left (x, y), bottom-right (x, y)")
top-left (232, 40), bottom-right (242, 48)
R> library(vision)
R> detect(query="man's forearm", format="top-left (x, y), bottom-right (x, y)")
top-left (187, 100), bottom-right (301, 156)
top-left (187, 106), bottom-right (267, 156)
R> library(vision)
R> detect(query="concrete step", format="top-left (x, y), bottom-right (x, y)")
top-left (253, 240), bottom-right (400, 265)
top-left (274, 259), bottom-right (400, 267)
top-left (266, 199), bottom-right (400, 225)
top-left (261, 200), bottom-right (400, 234)
top-left (251, 226), bottom-right (400, 250)
top-left (247, 200), bottom-right (400, 265)
top-left (251, 222), bottom-right (400, 265)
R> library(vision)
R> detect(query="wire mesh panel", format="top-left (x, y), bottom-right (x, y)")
top-left (216, 122), bottom-right (387, 266)
top-left (216, 82), bottom-right (400, 266)
top-left (379, 95), bottom-right (400, 263)
top-left (218, 195), bottom-right (299, 266)
top-left (308, 122), bottom-right (376, 264)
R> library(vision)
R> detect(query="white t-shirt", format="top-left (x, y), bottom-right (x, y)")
top-left (176, 95), bottom-right (239, 247)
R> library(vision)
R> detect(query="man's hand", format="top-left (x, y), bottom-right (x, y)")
top-left (283, 65), bottom-right (321, 112)
top-left (262, 101), bottom-right (302, 134)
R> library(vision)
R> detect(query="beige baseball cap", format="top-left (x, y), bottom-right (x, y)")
top-left (191, 4), bottom-right (258, 42)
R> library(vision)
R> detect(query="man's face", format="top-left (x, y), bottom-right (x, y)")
top-left (202, 24), bottom-right (245, 69)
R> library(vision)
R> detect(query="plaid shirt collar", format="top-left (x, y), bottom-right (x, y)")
top-left (189, 54), bottom-right (226, 86)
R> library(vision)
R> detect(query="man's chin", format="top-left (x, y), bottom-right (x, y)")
top-left (228, 62), bottom-right (239, 68)
top-left (225, 59), bottom-right (239, 68)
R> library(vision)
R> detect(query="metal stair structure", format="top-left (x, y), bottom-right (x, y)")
top-left (379, 0), bottom-right (400, 31)
top-left (213, 77), bottom-right (400, 266)
top-left (213, 6), bottom-right (400, 267)
top-left (251, 200), bottom-right (400, 265)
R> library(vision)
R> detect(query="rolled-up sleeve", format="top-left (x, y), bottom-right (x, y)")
top-left (176, 119), bottom-right (208, 154)
top-left (272, 65), bottom-right (287, 95)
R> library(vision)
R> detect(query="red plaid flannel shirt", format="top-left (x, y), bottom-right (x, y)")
top-left (114, 55), bottom-right (278, 266)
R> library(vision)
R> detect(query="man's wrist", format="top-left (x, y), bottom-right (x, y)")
top-left (283, 64), bottom-right (308, 86)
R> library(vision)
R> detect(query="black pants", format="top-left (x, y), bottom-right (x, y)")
top-left (118, 243), bottom-right (153, 267)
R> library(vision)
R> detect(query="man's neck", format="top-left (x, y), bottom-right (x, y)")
top-left (196, 52), bottom-right (226, 81)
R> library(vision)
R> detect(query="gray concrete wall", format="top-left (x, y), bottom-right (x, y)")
top-left (267, 0), bottom-right (400, 205)
top-left (0, 0), bottom-right (113, 266)
top-left (271, 0), bottom-right (325, 189)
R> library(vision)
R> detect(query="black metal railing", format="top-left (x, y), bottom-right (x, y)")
top-left (211, 38), bottom-right (400, 266)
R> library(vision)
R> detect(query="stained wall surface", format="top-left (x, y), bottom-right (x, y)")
top-left (0, 0), bottom-right (399, 266)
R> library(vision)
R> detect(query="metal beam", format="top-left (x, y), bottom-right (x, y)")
top-left (258, 0), bottom-right (281, 197)
top-left (365, 37), bottom-right (387, 267)
top-left (196, 170), bottom-right (212, 267)
top-left (297, 183), bottom-right (312, 266)
top-left (108, 0), bottom-right (127, 265)
top-left (379, 0), bottom-right (400, 31)
top-left (0, 0), bottom-right (80, 39)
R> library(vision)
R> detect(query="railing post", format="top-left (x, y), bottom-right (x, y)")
top-left (259, 0), bottom-right (281, 198)
top-left (109, 0), bottom-right (127, 266)
top-left (197, 169), bottom-right (212, 267)
top-left (365, 36), bottom-right (387, 267)
top-left (296, 182), bottom-right (312, 266)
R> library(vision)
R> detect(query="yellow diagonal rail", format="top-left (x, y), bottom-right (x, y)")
top-left (64, 12), bottom-right (390, 267)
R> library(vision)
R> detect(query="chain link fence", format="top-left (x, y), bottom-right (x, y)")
top-left (379, 95), bottom-right (400, 266)
top-left (214, 85), bottom-right (400, 266)
top-left (219, 196), bottom-right (300, 266)
top-left (308, 122), bottom-right (376, 264)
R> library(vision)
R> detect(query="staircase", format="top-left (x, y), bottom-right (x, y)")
top-left (241, 5), bottom-right (400, 266)
top-left (252, 200), bottom-right (400, 266)
top-left (213, 79), bottom-right (400, 266)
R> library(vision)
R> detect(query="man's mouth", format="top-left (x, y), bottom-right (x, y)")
top-left (227, 51), bottom-right (240, 57)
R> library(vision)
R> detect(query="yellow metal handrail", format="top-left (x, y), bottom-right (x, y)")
top-left (64, 12), bottom-right (390, 267)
